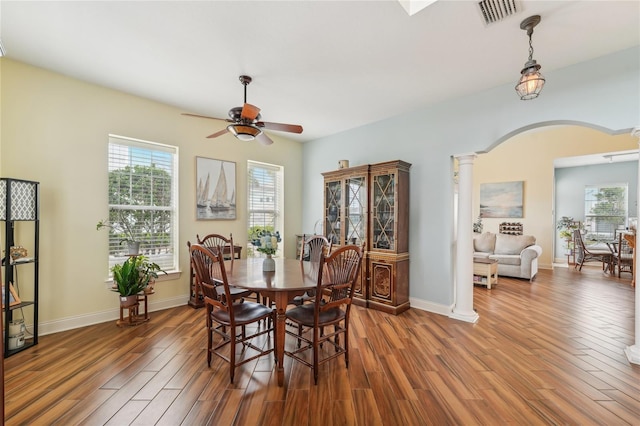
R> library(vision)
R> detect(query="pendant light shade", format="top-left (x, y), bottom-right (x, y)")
top-left (515, 15), bottom-right (545, 100)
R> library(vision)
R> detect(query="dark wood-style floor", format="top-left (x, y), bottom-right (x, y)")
top-left (4, 265), bottom-right (640, 425)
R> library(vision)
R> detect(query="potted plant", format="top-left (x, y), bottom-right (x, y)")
top-left (111, 255), bottom-right (166, 306)
top-left (97, 211), bottom-right (140, 254)
top-left (557, 216), bottom-right (580, 254)
top-left (473, 215), bottom-right (483, 234)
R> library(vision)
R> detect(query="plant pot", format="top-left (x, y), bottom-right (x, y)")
top-left (263, 255), bottom-right (275, 272)
top-left (127, 241), bottom-right (140, 255)
top-left (120, 295), bottom-right (138, 308)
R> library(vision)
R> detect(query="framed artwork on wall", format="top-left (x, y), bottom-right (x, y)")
top-left (480, 181), bottom-right (524, 218)
top-left (196, 157), bottom-right (237, 220)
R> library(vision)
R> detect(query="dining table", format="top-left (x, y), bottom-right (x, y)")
top-left (224, 257), bottom-right (319, 386)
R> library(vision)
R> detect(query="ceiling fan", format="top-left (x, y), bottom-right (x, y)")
top-left (182, 75), bottom-right (303, 146)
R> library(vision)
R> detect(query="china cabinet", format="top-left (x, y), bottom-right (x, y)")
top-left (1, 178), bottom-right (39, 357)
top-left (322, 160), bottom-right (410, 314)
top-left (322, 164), bottom-right (369, 299)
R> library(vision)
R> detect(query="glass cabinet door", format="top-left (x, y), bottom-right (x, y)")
top-left (371, 172), bottom-right (396, 251)
top-left (324, 180), bottom-right (342, 245)
top-left (344, 176), bottom-right (367, 246)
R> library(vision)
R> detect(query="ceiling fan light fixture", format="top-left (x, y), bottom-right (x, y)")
top-left (515, 15), bottom-right (545, 100)
top-left (227, 123), bottom-right (262, 141)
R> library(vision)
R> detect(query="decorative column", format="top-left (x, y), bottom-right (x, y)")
top-left (625, 127), bottom-right (640, 364)
top-left (450, 154), bottom-right (479, 323)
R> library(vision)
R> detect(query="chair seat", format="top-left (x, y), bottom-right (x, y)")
top-left (286, 304), bottom-right (345, 327)
top-left (211, 301), bottom-right (273, 326)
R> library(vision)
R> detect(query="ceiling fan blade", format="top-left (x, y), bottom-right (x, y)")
top-left (182, 112), bottom-right (229, 121)
top-left (241, 103), bottom-right (261, 121)
top-left (206, 128), bottom-right (229, 139)
top-left (256, 132), bottom-right (274, 146)
top-left (257, 121), bottom-right (303, 134)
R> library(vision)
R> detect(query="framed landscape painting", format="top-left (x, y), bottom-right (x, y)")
top-left (480, 181), bottom-right (524, 218)
top-left (196, 157), bottom-right (236, 220)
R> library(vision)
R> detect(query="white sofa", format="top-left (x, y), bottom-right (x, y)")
top-left (473, 232), bottom-right (542, 281)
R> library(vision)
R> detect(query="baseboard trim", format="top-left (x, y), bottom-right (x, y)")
top-left (409, 296), bottom-right (453, 317)
top-left (37, 295), bottom-right (190, 336)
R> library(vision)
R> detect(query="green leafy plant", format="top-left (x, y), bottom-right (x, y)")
top-left (96, 210), bottom-right (138, 244)
top-left (111, 255), bottom-right (166, 296)
top-left (557, 216), bottom-right (582, 242)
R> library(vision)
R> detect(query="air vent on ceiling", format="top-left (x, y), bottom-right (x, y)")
top-left (477, 0), bottom-right (518, 25)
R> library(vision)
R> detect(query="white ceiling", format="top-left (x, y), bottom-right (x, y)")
top-left (1, 1), bottom-right (639, 143)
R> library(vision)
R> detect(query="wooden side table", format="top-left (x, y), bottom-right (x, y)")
top-left (117, 291), bottom-right (152, 327)
top-left (473, 258), bottom-right (498, 289)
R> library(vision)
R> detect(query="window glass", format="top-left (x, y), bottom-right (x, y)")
top-left (247, 161), bottom-right (283, 257)
top-left (584, 183), bottom-right (627, 243)
top-left (106, 135), bottom-right (178, 272)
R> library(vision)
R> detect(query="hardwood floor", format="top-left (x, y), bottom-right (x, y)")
top-left (4, 266), bottom-right (640, 425)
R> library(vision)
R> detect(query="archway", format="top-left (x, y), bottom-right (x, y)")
top-left (453, 123), bottom-right (640, 365)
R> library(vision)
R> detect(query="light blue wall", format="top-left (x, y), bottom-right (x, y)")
top-left (555, 161), bottom-right (638, 258)
top-left (301, 47), bottom-right (640, 310)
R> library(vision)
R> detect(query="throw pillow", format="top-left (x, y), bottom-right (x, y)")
top-left (494, 234), bottom-right (536, 255)
top-left (474, 232), bottom-right (496, 253)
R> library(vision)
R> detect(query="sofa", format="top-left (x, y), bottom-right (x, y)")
top-left (473, 232), bottom-right (543, 281)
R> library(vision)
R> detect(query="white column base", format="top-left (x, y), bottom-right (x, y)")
top-left (625, 344), bottom-right (640, 364)
top-left (449, 310), bottom-right (479, 323)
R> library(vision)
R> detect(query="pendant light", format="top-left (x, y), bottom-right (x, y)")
top-left (515, 15), bottom-right (545, 100)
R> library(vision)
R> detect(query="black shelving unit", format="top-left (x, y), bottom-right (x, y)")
top-left (0, 178), bottom-right (39, 357)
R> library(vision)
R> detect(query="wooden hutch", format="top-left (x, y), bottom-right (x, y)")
top-left (322, 160), bottom-right (410, 315)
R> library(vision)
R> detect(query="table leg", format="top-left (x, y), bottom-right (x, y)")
top-left (274, 292), bottom-right (289, 386)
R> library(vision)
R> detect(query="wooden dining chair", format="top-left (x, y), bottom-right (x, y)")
top-left (299, 234), bottom-right (332, 262)
top-left (573, 229), bottom-right (614, 272)
top-left (189, 243), bottom-right (275, 384)
top-left (197, 233), bottom-right (265, 304)
top-left (617, 232), bottom-right (634, 278)
top-left (284, 244), bottom-right (364, 384)
top-left (197, 233), bottom-right (238, 261)
top-left (292, 235), bottom-right (332, 307)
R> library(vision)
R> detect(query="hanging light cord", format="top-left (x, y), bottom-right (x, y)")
top-left (527, 29), bottom-right (535, 62)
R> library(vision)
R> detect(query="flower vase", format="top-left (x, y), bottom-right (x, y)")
top-left (263, 255), bottom-right (275, 272)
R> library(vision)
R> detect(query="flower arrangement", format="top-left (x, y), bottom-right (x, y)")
top-left (252, 230), bottom-right (281, 256)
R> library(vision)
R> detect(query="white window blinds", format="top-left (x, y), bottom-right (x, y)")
top-left (106, 135), bottom-right (178, 272)
top-left (584, 183), bottom-right (628, 241)
top-left (247, 161), bottom-right (283, 257)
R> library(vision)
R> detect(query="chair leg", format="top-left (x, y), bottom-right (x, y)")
top-left (344, 322), bottom-right (349, 368)
top-left (230, 332), bottom-right (236, 384)
top-left (207, 325), bottom-right (213, 367)
top-left (313, 327), bottom-right (319, 385)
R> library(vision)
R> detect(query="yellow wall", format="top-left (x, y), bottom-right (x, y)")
top-left (474, 125), bottom-right (636, 269)
top-left (0, 59), bottom-right (303, 331)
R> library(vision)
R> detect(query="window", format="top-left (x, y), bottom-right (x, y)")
top-left (106, 135), bottom-right (178, 272)
top-left (247, 161), bottom-right (283, 257)
top-left (584, 183), bottom-right (627, 242)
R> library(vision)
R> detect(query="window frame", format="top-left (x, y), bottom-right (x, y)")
top-left (105, 134), bottom-right (179, 275)
top-left (247, 160), bottom-right (284, 257)
top-left (583, 182), bottom-right (628, 242)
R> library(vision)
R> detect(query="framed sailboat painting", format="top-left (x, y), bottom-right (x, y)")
top-left (196, 157), bottom-right (236, 220)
